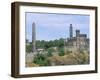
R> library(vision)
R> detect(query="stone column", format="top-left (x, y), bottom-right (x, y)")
top-left (32, 22), bottom-right (36, 52)
top-left (69, 24), bottom-right (73, 39)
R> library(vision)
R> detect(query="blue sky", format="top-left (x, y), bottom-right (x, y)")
top-left (25, 12), bottom-right (90, 41)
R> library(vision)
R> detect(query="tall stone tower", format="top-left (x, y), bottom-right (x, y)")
top-left (76, 30), bottom-right (80, 37)
top-left (32, 22), bottom-right (36, 52)
top-left (69, 24), bottom-right (73, 39)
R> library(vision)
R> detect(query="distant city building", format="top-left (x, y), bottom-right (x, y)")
top-left (65, 24), bottom-right (89, 52)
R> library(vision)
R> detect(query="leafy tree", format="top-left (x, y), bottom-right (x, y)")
top-left (26, 43), bottom-right (32, 53)
top-left (46, 48), bottom-right (54, 57)
top-left (58, 38), bottom-right (64, 47)
top-left (36, 38), bottom-right (64, 49)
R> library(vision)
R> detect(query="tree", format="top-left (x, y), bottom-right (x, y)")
top-left (46, 48), bottom-right (54, 57)
top-left (58, 38), bottom-right (64, 47)
top-left (26, 43), bottom-right (32, 53)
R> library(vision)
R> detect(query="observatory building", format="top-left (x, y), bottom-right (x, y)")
top-left (65, 24), bottom-right (89, 52)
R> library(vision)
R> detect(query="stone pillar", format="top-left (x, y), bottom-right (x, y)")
top-left (69, 24), bottom-right (73, 39)
top-left (32, 22), bottom-right (36, 52)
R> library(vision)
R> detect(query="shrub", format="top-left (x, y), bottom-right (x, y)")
top-left (46, 48), bottom-right (54, 57)
top-left (58, 47), bottom-right (65, 56)
top-left (26, 44), bottom-right (32, 53)
top-left (33, 53), bottom-right (50, 66)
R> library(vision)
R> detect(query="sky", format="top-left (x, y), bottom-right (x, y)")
top-left (25, 12), bottom-right (90, 42)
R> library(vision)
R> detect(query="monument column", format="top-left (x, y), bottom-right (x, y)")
top-left (69, 24), bottom-right (73, 39)
top-left (32, 22), bottom-right (36, 52)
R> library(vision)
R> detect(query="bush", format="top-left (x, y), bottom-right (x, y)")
top-left (58, 47), bottom-right (65, 56)
top-left (33, 53), bottom-right (50, 66)
top-left (46, 48), bottom-right (54, 57)
top-left (26, 44), bottom-right (32, 53)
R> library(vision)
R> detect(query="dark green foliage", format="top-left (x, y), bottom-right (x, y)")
top-left (58, 47), bottom-right (65, 56)
top-left (26, 43), bottom-right (32, 53)
top-left (36, 38), bottom-right (64, 49)
top-left (46, 48), bottom-right (54, 57)
top-left (58, 38), bottom-right (64, 47)
top-left (36, 40), bottom-right (45, 49)
top-left (26, 38), bottom-right (64, 53)
top-left (33, 53), bottom-right (50, 66)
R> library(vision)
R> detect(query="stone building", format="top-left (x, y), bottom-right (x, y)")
top-left (65, 24), bottom-right (89, 52)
